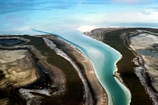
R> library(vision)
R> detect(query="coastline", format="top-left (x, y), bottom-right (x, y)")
top-left (68, 44), bottom-right (108, 105)
top-left (43, 37), bottom-right (94, 105)
top-left (44, 35), bottom-right (108, 105)
top-left (92, 28), bottom-right (156, 105)
top-left (113, 53), bottom-right (131, 105)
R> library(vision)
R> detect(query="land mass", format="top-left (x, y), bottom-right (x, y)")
top-left (2, 28), bottom-right (158, 105)
top-left (0, 35), bottom-right (107, 105)
top-left (84, 28), bottom-right (158, 105)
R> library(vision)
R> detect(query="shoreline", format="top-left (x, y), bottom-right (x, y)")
top-left (83, 28), bottom-right (131, 105)
top-left (113, 54), bottom-right (132, 105)
top-left (43, 37), bottom-right (93, 105)
top-left (70, 43), bottom-right (108, 105)
top-left (44, 35), bottom-right (108, 105)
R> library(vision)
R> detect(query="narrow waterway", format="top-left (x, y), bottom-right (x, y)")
top-left (56, 31), bottom-right (131, 105)
top-left (34, 29), bottom-right (131, 105)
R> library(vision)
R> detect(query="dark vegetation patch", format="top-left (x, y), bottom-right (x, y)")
top-left (103, 28), bottom-right (158, 105)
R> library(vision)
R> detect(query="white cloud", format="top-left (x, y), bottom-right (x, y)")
top-left (76, 9), bottom-right (158, 28)
top-left (78, 26), bottom-right (98, 32)
top-left (112, 0), bottom-right (155, 4)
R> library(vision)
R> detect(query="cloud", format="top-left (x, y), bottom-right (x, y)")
top-left (112, 0), bottom-right (155, 4)
top-left (141, 10), bottom-right (151, 15)
top-left (78, 26), bottom-right (98, 32)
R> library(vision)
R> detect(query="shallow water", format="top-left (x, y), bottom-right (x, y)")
top-left (53, 31), bottom-right (131, 105)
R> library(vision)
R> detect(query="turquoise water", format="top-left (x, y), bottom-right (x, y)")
top-left (55, 31), bottom-right (131, 105)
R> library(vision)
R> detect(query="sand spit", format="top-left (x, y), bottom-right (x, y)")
top-left (44, 35), bottom-right (108, 105)
top-left (44, 38), bottom-right (93, 105)
top-left (83, 28), bottom-right (120, 41)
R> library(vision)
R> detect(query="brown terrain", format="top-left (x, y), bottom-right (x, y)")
top-left (0, 35), bottom-right (107, 105)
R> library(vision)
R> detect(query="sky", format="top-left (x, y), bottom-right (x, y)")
top-left (0, 0), bottom-right (158, 34)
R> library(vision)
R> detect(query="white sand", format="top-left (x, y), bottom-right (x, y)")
top-left (78, 26), bottom-right (98, 32)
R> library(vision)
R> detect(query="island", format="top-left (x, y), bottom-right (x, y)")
top-left (84, 28), bottom-right (158, 105)
top-left (0, 35), bottom-right (107, 105)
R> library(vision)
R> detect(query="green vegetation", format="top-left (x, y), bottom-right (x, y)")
top-left (22, 35), bottom-right (84, 105)
top-left (103, 28), bottom-right (158, 105)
